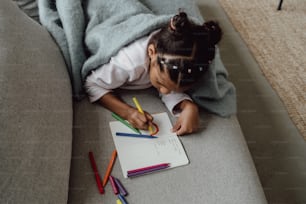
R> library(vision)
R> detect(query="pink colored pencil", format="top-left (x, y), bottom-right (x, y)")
top-left (127, 163), bottom-right (170, 174)
top-left (109, 175), bottom-right (119, 194)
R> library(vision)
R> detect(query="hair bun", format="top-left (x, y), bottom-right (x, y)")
top-left (169, 11), bottom-right (190, 35)
top-left (203, 21), bottom-right (222, 45)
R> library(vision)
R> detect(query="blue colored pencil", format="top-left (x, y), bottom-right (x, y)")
top-left (118, 194), bottom-right (128, 204)
top-left (115, 132), bottom-right (157, 139)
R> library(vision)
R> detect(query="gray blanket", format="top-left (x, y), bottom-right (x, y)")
top-left (38, 0), bottom-right (236, 117)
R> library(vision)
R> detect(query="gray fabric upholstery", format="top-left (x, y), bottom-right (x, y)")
top-left (0, 0), bottom-right (72, 203)
top-left (69, 88), bottom-right (267, 204)
top-left (0, 0), bottom-right (267, 203)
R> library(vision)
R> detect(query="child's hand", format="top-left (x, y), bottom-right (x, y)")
top-left (172, 100), bottom-right (199, 136)
top-left (126, 108), bottom-right (153, 130)
top-left (98, 93), bottom-right (153, 130)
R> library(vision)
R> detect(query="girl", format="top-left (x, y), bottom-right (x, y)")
top-left (85, 11), bottom-right (222, 136)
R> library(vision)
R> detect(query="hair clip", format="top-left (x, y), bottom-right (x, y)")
top-left (159, 57), bottom-right (178, 70)
top-left (170, 17), bottom-right (176, 31)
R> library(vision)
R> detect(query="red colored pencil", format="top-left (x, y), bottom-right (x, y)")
top-left (88, 151), bottom-right (104, 194)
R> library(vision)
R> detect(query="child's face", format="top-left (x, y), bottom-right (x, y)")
top-left (149, 57), bottom-right (183, 94)
top-left (148, 45), bottom-right (193, 94)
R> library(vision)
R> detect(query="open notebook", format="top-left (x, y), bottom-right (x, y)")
top-left (109, 112), bottom-right (189, 178)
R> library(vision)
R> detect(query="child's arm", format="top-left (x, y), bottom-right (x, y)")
top-left (171, 100), bottom-right (199, 136)
top-left (99, 92), bottom-right (153, 130)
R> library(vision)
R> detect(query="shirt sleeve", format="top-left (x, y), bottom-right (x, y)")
top-left (84, 62), bottom-right (129, 102)
top-left (161, 92), bottom-right (193, 116)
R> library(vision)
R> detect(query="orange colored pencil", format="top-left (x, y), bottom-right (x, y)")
top-left (102, 149), bottom-right (117, 187)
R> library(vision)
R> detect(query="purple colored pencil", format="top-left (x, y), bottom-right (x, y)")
top-left (127, 163), bottom-right (170, 174)
top-left (127, 164), bottom-right (170, 177)
top-left (113, 177), bottom-right (128, 196)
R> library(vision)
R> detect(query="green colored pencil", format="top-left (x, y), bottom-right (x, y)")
top-left (111, 112), bottom-right (141, 134)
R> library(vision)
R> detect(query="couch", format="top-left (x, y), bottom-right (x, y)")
top-left (0, 0), bottom-right (268, 203)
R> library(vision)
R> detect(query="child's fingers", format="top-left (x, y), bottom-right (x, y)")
top-left (174, 124), bottom-right (188, 136)
top-left (142, 112), bottom-right (154, 130)
top-left (172, 119), bottom-right (192, 136)
top-left (138, 112), bottom-right (151, 124)
top-left (144, 112), bottom-right (153, 122)
top-left (172, 121), bottom-right (181, 133)
top-left (130, 110), bottom-right (153, 130)
top-left (135, 119), bottom-right (149, 130)
top-left (176, 128), bottom-right (185, 136)
top-left (174, 123), bottom-right (198, 136)
top-left (135, 112), bottom-right (152, 130)
top-left (129, 118), bottom-right (147, 129)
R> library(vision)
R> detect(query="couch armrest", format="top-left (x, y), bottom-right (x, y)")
top-left (0, 0), bottom-right (72, 203)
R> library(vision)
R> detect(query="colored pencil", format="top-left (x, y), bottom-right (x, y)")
top-left (88, 151), bottom-right (104, 194)
top-left (127, 164), bottom-right (170, 177)
top-left (113, 177), bottom-right (128, 196)
top-left (115, 132), bottom-right (157, 139)
top-left (109, 175), bottom-right (119, 194)
top-left (132, 97), bottom-right (153, 134)
top-left (112, 112), bottom-right (141, 134)
top-left (118, 194), bottom-right (128, 204)
top-left (102, 150), bottom-right (117, 187)
top-left (127, 163), bottom-right (170, 174)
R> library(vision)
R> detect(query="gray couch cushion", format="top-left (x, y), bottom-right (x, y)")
top-left (0, 0), bottom-right (72, 203)
top-left (69, 88), bottom-right (267, 204)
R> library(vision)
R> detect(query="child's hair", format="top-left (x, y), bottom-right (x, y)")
top-left (148, 11), bottom-right (222, 86)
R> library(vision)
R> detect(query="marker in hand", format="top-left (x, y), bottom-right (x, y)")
top-left (132, 97), bottom-right (153, 134)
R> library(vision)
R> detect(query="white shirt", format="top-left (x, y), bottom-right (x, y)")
top-left (85, 33), bottom-right (192, 114)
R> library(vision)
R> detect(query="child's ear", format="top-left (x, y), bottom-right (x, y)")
top-left (147, 44), bottom-right (156, 58)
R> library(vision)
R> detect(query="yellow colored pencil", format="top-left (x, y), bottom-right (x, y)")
top-left (132, 97), bottom-right (153, 134)
top-left (132, 97), bottom-right (144, 114)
